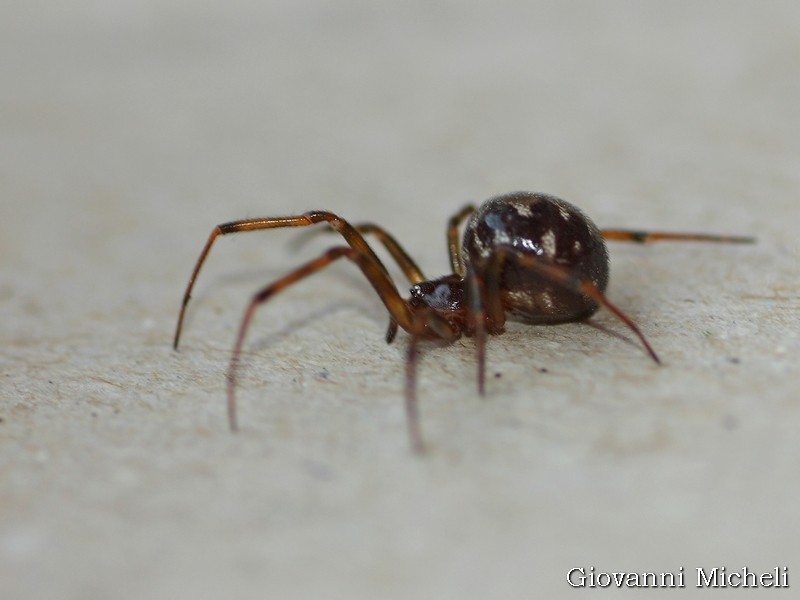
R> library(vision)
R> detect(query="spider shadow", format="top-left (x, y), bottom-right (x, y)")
top-left (580, 319), bottom-right (644, 354)
top-left (287, 225), bottom-right (333, 253)
top-left (180, 265), bottom-right (286, 337)
top-left (185, 260), bottom-right (396, 355)
top-left (246, 300), bottom-right (387, 355)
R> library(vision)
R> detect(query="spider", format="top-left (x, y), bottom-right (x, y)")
top-left (173, 191), bottom-right (754, 453)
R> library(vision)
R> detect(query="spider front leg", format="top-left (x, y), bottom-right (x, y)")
top-left (285, 220), bottom-right (429, 344)
top-left (226, 245), bottom-right (414, 435)
top-left (173, 211), bottom-right (393, 350)
top-left (349, 223), bottom-right (426, 284)
top-left (304, 221), bottom-right (427, 284)
top-left (342, 222), bottom-right (427, 345)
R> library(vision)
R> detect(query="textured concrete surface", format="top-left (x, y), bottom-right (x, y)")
top-left (2, 1), bottom-right (799, 598)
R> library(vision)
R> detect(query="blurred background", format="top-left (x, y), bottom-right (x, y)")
top-left (2, 1), bottom-right (799, 598)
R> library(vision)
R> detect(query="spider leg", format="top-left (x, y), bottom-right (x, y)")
top-left (385, 319), bottom-right (400, 344)
top-left (447, 205), bottom-right (476, 275)
top-left (404, 308), bottom-right (460, 454)
top-left (601, 229), bottom-right (755, 244)
top-left (303, 221), bottom-right (425, 344)
top-left (226, 245), bottom-right (414, 433)
top-left (481, 247), bottom-right (661, 373)
top-left (301, 222), bottom-right (427, 283)
top-left (350, 223), bottom-right (426, 283)
top-left (465, 265), bottom-right (489, 396)
top-left (174, 211), bottom-right (397, 350)
top-left (405, 332), bottom-right (423, 452)
top-left (343, 223), bottom-right (425, 345)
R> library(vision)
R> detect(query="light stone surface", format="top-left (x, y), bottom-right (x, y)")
top-left (2, 1), bottom-right (799, 598)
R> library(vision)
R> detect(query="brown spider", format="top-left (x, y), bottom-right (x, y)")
top-left (173, 191), bottom-right (754, 453)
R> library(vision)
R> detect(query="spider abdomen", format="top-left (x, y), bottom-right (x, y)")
top-left (462, 191), bottom-right (610, 323)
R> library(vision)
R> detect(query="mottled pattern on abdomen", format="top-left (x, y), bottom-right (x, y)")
top-left (462, 191), bottom-right (610, 323)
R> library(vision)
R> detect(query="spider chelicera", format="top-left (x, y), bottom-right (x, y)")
top-left (173, 191), bottom-right (754, 453)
